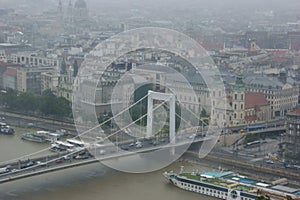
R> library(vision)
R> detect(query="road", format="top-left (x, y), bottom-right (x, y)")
top-left (0, 130), bottom-right (213, 184)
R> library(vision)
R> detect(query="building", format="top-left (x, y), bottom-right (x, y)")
top-left (2, 68), bottom-right (17, 90)
top-left (286, 108), bottom-right (300, 156)
top-left (73, 0), bottom-right (89, 24)
top-left (11, 52), bottom-right (59, 71)
top-left (244, 69), bottom-right (298, 118)
top-left (41, 71), bottom-right (60, 94)
top-left (231, 74), bottom-right (245, 125)
top-left (17, 66), bottom-right (55, 94)
top-left (244, 93), bottom-right (271, 123)
top-left (0, 62), bottom-right (21, 89)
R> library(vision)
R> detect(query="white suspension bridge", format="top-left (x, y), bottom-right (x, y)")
top-left (0, 91), bottom-right (220, 184)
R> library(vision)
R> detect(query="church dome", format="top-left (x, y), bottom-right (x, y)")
top-left (279, 68), bottom-right (286, 74)
top-left (74, 0), bottom-right (87, 9)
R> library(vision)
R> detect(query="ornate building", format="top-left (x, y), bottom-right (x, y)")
top-left (286, 108), bottom-right (300, 157)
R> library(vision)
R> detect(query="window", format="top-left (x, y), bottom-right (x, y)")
top-left (234, 104), bottom-right (237, 110)
top-left (241, 94), bottom-right (244, 100)
top-left (241, 104), bottom-right (243, 109)
top-left (235, 94), bottom-right (237, 100)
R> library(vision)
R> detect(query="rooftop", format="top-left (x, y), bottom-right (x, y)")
top-left (245, 92), bottom-right (269, 109)
top-left (3, 68), bottom-right (17, 76)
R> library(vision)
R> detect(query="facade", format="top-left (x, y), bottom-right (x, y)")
top-left (2, 68), bottom-right (17, 90)
top-left (41, 72), bottom-right (60, 94)
top-left (58, 73), bottom-right (74, 101)
top-left (285, 108), bottom-right (300, 156)
top-left (244, 70), bottom-right (298, 118)
top-left (244, 93), bottom-right (271, 123)
top-left (11, 52), bottom-right (59, 71)
top-left (231, 74), bottom-right (245, 125)
top-left (17, 66), bottom-right (55, 94)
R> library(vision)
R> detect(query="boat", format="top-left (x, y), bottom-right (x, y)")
top-left (21, 131), bottom-right (54, 143)
top-left (0, 122), bottom-right (14, 135)
top-left (163, 167), bottom-right (300, 200)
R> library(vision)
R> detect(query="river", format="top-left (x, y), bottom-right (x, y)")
top-left (0, 126), bottom-right (217, 200)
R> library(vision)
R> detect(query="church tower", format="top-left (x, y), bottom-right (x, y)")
top-left (232, 73), bottom-right (245, 125)
top-left (67, 0), bottom-right (73, 24)
top-left (73, 0), bottom-right (89, 23)
top-left (57, 0), bottom-right (63, 21)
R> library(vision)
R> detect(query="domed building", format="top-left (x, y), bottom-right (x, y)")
top-left (73, 0), bottom-right (89, 23)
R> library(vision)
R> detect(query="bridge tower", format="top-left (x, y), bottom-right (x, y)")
top-left (146, 91), bottom-right (176, 144)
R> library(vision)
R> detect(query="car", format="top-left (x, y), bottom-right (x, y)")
top-left (160, 139), bottom-right (166, 142)
top-left (78, 150), bottom-right (87, 156)
top-left (55, 159), bottom-right (63, 163)
top-left (122, 146), bottom-right (129, 151)
top-left (20, 161), bottom-right (35, 169)
top-left (266, 160), bottom-right (274, 164)
top-left (27, 123), bottom-right (34, 127)
top-left (129, 143), bottom-right (134, 147)
top-left (63, 155), bottom-right (71, 160)
top-left (189, 134), bottom-right (196, 139)
top-left (75, 155), bottom-right (89, 159)
top-left (36, 161), bottom-right (47, 166)
top-left (136, 143), bottom-right (142, 148)
top-left (99, 150), bottom-right (106, 155)
top-left (87, 152), bottom-right (94, 157)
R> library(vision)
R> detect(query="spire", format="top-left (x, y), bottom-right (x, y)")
top-left (61, 59), bottom-right (67, 74)
top-left (67, 0), bottom-right (73, 23)
top-left (58, 0), bottom-right (63, 20)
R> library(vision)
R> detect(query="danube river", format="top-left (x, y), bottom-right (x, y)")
top-left (0, 127), bottom-right (216, 200)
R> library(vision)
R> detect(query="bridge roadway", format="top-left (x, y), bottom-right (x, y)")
top-left (247, 126), bottom-right (285, 135)
top-left (0, 122), bottom-right (286, 184)
top-left (0, 132), bottom-right (215, 184)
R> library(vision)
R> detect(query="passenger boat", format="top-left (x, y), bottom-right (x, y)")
top-left (163, 167), bottom-right (300, 200)
top-left (21, 131), bottom-right (54, 143)
top-left (0, 122), bottom-right (14, 135)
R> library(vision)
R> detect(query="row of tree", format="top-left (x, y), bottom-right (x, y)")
top-left (0, 89), bottom-right (72, 118)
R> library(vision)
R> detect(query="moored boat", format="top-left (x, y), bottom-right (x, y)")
top-left (21, 131), bottom-right (54, 143)
top-left (163, 167), bottom-right (300, 200)
top-left (0, 122), bottom-right (14, 135)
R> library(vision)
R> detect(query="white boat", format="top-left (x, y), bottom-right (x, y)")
top-left (163, 168), bottom-right (300, 200)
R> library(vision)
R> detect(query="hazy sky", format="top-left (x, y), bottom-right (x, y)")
top-left (0, 0), bottom-right (299, 20)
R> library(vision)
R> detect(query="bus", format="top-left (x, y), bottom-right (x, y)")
top-left (66, 139), bottom-right (85, 148)
top-left (244, 140), bottom-right (260, 148)
top-left (51, 141), bottom-right (75, 152)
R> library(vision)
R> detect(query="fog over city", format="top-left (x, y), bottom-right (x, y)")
top-left (0, 0), bottom-right (300, 200)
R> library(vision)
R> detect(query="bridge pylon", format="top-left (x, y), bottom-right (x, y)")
top-left (146, 90), bottom-right (176, 144)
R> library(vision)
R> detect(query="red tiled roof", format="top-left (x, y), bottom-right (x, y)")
top-left (201, 42), bottom-right (224, 51)
top-left (291, 108), bottom-right (300, 115)
top-left (265, 49), bottom-right (288, 54)
top-left (4, 68), bottom-right (17, 76)
top-left (245, 93), bottom-right (269, 109)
